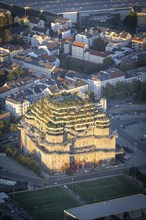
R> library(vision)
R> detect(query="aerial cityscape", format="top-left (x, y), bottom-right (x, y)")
top-left (0, 0), bottom-right (146, 219)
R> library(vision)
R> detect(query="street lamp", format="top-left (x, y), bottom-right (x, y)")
top-left (134, 142), bottom-right (137, 155)
top-left (134, 142), bottom-right (137, 179)
top-left (34, 205), bottom-right (36, 220)
top-left (24, 6), bottom-right (30, 16)
top-left (72, 177), bottom-right (74, 192)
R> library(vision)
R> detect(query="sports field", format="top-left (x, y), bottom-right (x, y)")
top-left (13, 186), bottom-right (79, 220)
top-left (13, 175), bottom-right (140, 220)
top-left (68, 175), bottom-right (140, 204)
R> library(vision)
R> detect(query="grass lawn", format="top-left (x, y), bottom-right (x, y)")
top-left (13, 186), bottom-right (79, 220)
top-left (68, 175), bottom-right (140, 204)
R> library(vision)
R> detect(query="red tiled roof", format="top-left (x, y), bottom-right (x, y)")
top-left (40, 54), bottom-right (56, 62)
top-left (0, 86), bottom-right (9, 94)
top-left (132, 37), bottom-right (143, 43)
top-left (72, 41), bottom-right (86, 48)
top-left (9, 45), bottom-right (23, 52)
top-left (87, 49), bottom-right (110, 57)
top-left (111, 71), bottom-right (124, 79)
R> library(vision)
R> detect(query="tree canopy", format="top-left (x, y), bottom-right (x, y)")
top-left (92, 38), bottom-right (107, 52)
top-left (101, 80), bottom-right (145, 102)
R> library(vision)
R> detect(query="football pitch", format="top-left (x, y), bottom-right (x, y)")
top-left (68, 175), bottom-right (140, 204)
top-left (13, 175), bottom-right (140, 220)
top-left (13, 186), bottom-right (79, 220)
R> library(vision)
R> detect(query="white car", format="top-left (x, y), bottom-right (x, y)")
top-left (123, 154), bottom-right (130, 159)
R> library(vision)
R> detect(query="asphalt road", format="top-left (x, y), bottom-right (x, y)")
top-left (111, 117), bottom-right (146, 154)
top-left (1, 0), bottom-right (145, 13)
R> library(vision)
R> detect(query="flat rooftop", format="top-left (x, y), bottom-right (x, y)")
top-left (1, 0), bottom-right (144, 14)
top-left (64, 194), bottom-right (146, 220)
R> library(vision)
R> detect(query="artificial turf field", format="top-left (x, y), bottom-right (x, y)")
top-left (13, 175), bottom-right (140, 220)
top-left (13, 186), bottom-right (79, 220)
top-left (68, 175), bottom-right (140, 204)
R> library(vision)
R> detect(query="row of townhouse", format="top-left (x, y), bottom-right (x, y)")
top-left (4, 76), bottom-right (88, 117)
top-left (89, 66), bottom-right (146, 98)
top-left (0, 45), bottom-right (23, 62)
top-left (13, 55), bottom-right (54, 77)
top-left (14, 15), bottom-right (72, 33)
top-left (74, 28), bottom-right (146, 52)
top-left (0, 77), bottom-right (40, 98)
top-left (44, 78), bottom-right (88, 98)
top-left (3, 65), bottom-right (146, 117)
top-left (64, 66), bottom-right (146, 99)
top-left (14, 16), bottom-right (45, 29)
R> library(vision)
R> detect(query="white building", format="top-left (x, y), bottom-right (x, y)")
top-left (88, 68), bottom-right (125, 98)
top-left (72, 41), bottom-right (89, 60)
top-left (59, 29), bottom-right (71, 39)
top-left (31, 35), bottom-right (44, 47)
top-left (51, 17), bottom-right (72, 32)
top-left (6, 97), bottom-right (30, 117)
top-left (125, 67), bottom-right (146, 83)
top-left (28, 17), bottom-right (45, 30)
top-left (84, 49), bottom-right (111, 64)
top-left (72, 41), bottom-right (111, 64)
top-left (132, 36), bottom-right (146, 51)
top-left (106, 31), bottom-right (132, 52)
top-left (75, 29), bottom-right (100, 47)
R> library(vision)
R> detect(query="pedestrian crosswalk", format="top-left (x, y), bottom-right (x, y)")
top-left (0, 178), bottom-right (16, 186)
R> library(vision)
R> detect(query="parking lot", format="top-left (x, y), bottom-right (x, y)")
top-left (108, 102), bottom-right (146, 167)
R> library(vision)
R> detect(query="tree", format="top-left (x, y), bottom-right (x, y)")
top-left (5, 29), bottom-right (12, 43)
top-left (10, 123), bottom-right (18, 132)
top-left (92, 38), bottom-right (106, 51)
top-left (0, 121), bottom-right (5, 130)
top-left (101, 83), bottom-right (115, 99)
top-left (124, 10), bottom-right (137, 33)
top-left (102, 57), bottom-right (115, 69)
top-left (7, 71), bottom-right (17, 81)
top-left (49, 28), bottom-right (54, 37)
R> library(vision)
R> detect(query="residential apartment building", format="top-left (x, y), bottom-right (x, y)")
top-left (13, 55), bottom-right (53, 77)
top-left (125, 66), bottom-right (146, 83)
top-left (6, 97), bottom-right (30, 117)
top-left (72, 41), bottom-right (110, 64)
top-left (106, 31), bottom-right (132, 52)
top-left (58, 29), bottom-right (71, 39)
top-left (51, 17), bottom-right (72, 32)
top-left (88, 68), bottom-right (125, 98)
top-left (75, 29), bottom-right (100, 47)
top-left (132, 36), bottom-right (146, 51)
top-left (72, 41), bottom-right (89, 60)
top-left (84, 49), bottom-right (111, 64)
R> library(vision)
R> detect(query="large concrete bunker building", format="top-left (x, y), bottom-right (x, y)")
top-left (20, 95), bottom-right (118, 172)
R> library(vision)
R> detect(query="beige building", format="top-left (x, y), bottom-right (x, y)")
top-left (20, 95), bottom-right (118, 172)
